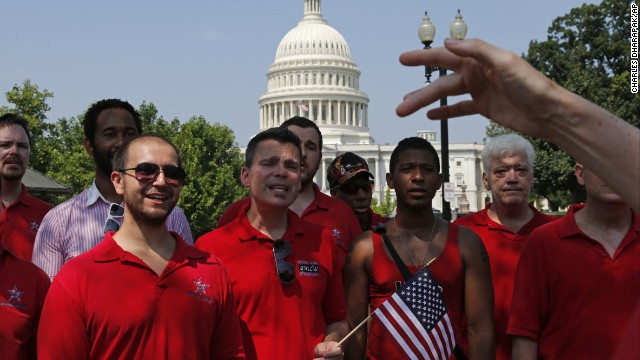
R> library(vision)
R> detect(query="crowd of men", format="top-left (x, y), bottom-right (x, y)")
top-left (0, 37), bottom-right (638, 360)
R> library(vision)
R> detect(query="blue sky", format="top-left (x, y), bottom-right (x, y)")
top-left (1, 0), bottom-right (596, 146)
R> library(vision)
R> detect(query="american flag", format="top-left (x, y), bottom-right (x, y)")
top-left (373, 267), bottom-right (456, 359)
top-left (298, 102), bottom-right (309, 112)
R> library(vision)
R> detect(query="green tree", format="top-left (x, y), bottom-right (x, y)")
top-left (486, 0), bottom-right (637, 209)
top-left (371, 186), bottom-right (396, 217)
top-left (1, 79), bottom-right (54, 172)
top-left (44, 116), bottom-right (94, 200)
top-left (138, 101), bottom-right (181, 140)
top-left (173, 116), bottom-right (247, 238)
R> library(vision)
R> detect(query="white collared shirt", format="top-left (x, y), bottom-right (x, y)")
top-left (32, 180), bottom-right (193, 279)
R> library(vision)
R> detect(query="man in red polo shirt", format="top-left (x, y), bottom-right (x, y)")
top-left (217, 117), bottom-right (361, 261)
top-left (327, 152), bottom-right (387, 232)
top-left (508, 163), bottom-right (639, 359)
top-left (0, 113), bottom-right (52, 261)
top-left (344, 137), bottom-right (494, 359)
top-left (0, 242), bottom-right (50, 359)
top-left (454, 134), bottom-right (556, 360)
top-left (197, 127), bottom-right (346, 360)
top-left (38, 135), bottom-right (244, 359)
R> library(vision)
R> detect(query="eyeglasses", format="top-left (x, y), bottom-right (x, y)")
top-left (118, 162), bottom-right (187, 187)
top-left (338, 180), bottom-right (374, 195)
top-left (103, 203), bottom-right (124, 234)
top-left (272, 239), bottom-right (296, 284)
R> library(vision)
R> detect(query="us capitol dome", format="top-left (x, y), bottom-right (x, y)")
top-left (257, 0), bottom-right (487, 214)
top-left (259, 0), bottom-right (374, 145)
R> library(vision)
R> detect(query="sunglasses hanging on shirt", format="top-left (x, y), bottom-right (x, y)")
top-left (103, 203), bottom-right (124, 234)
top-left (272, 239), bottom-right (296, 284)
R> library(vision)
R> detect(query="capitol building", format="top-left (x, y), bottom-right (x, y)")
top-left (258, 0), bottom-right (488, 213)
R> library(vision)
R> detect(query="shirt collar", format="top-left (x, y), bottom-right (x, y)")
top-left (305, 182), bottom-right (330, 212)
top-left (558, 203), bottom-right (640, 239)
top-left (233, 202), bottom-right (305, 243)
top-left (479, 202), bottom-right (545, 229)
top-left (10, 184), bottom-right (36, 207)
top-left (85, 180), bottom-right (120, 208)
top-left (92, 231), bottom-right (208, 262)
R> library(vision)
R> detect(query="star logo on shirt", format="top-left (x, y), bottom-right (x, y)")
top-left (193, 277), bottom-right (209, 296)
top-left (7, 285), bottom-right (23, 304)
top-left (331, 227), bottom-right (342, 240)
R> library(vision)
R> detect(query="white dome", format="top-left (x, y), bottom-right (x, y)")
top-left (259, 0), bottom-right (373, 146)
top-left (275, 21), bottom-right (351, 61)
top-left (274, 0), bottom-right (351, 62)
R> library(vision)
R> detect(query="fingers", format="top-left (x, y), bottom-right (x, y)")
top-left (396, 73), bottom-right (469, 117)
top-left (427, 100), bottom-right (478, 120)
top-left (399, 47), bottom-right (464, 72)
top-left (444, 38), bottom-right (522, 72)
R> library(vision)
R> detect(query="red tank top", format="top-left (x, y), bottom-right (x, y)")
top-left (367, 223), bottom-right (467, 359)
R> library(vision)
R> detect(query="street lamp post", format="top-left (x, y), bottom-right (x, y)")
top-left (417, 10), bottom-right (467, 221)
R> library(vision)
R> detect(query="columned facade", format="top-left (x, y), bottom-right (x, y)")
top-left (256, 0), bottom-right (487, 214)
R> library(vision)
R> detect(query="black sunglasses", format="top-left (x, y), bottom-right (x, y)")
top-left (103, 203), bottom-right (124, 234)
top-left (272, 239), bottom-right (295, 284)
top-left (338, 180), bottom-right (373, 195)
top-left (118, 162), bottom-right (187, 187)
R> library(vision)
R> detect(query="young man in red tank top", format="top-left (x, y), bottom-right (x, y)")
top-left (344, 137), bottom-right (495, 359)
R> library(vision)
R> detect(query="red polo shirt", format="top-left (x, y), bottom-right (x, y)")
top-left (197, 204), bottom-right (346, 360)
top-left (369, 210), bottom-right (388, 230)
top-left (0, 185), bottom-right (52, 261)
top-left (217, 183), bottom-right (361, 261)
top-left (454, 204), bottom-right (556, 360)
top-left (508, 204), bottom-right (640, 359)
top-left (0, 244), bottom-right (50, 360)
top-left (38, 232), bottom-right (245, 360)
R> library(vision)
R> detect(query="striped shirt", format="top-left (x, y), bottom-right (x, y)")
top-left (32, 181), bottom-right (193, 279)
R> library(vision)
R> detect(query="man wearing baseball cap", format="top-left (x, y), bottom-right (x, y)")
top-left (328, 152), bottom-right (387, 232)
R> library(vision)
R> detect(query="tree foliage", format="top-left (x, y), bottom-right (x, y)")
top-left (371, 186), bottom-right (396, 217)
top-left (2, 81), bottom-right (246, 234)
top-left (486, 0), bottom-right (637, 209)
top-left (173, 117), bottom-right (248, 238)
top-left (1, 79), bottom-right (54, 173)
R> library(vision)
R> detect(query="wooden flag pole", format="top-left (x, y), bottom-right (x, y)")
top-left (336, 314), bottom-right (371, 348)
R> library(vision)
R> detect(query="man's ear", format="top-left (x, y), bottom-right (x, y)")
top-left (481, 172), bottom-right (490, 191)
top-left (575, 163), bottom-right (585, 186)
top-left (112, 170), bottom-right (124, 196)
top-left (83, 138), bottom-right (94, 157)
top-left (240, 167), bottom-right (250, 187)
top-left (386, 172), bottom-right (394, 189)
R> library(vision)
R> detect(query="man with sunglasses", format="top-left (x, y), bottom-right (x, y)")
top-left (33, 99), bottom-right (192, 280)
top-left (38, 135), bottom-right (245, 359)
top-left (197, 128), bottom-right (346, 360)
top-left (327, 152), bottom-right (387, 233)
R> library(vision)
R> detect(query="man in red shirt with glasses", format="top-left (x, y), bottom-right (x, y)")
top-left (38, 135), bottom-right (245, 359)
top-left (197, 127), bottom-right (346, 360)
top-left (327, 152), bottom-right (387, 233)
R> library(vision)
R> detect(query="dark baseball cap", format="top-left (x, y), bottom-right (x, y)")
top-left (327, 152), bottom-right (374, 189)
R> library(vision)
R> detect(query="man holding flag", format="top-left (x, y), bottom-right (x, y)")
top-left (343, 137), bottom-right (494, 359)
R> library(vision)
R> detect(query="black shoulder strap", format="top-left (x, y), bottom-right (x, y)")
top-left (381, 233), bottom-right (412, 281)
top-left (381, 231), bottom-right (468, 360)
